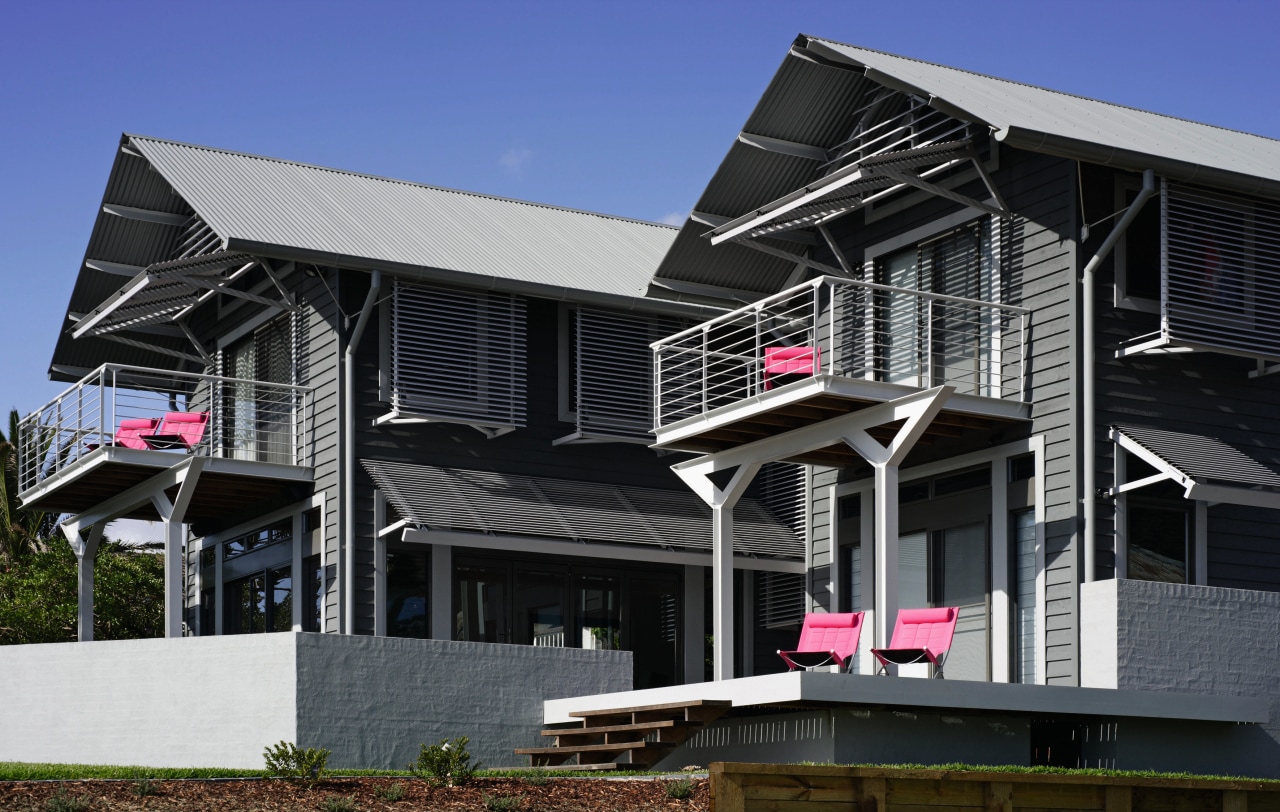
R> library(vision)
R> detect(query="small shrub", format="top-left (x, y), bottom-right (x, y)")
top-left (411, 736), bottom-right (480, 787)
top-left (132, 776), bottom-right (158, 797)
top-left (665, 777), bottom-right (694, 800)
top-left (521, 769), bottom-right (550, 786)
top-left (483, 792), bottom-right (524, 812)
top-left (322, 796), bottom-right (360, 812)
top-left (375, 781), bottom-right (407, 801)
top-left (263, 740), bottom-right (331, 786)
top-left (45, 786), bottom-right (90, 812)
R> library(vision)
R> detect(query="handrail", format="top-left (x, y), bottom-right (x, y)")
top-left (653, 275), bottom-right (1029, 350)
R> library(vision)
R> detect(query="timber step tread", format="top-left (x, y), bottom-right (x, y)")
top-left (528, 762), bottom-right (621, 772)
top-left (569, 699), bottom-right (732, 718)
top-left (515, 741), bottom-right (674, 756)
top-left (541, 719), bottom-right (696, 737)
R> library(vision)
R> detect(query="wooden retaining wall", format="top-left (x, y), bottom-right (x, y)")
top-left (709, 763), bottom-right (1280, 812)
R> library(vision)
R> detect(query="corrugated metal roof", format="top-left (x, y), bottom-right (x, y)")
top-left (128, 135), bottom-right (677, 299)
top-left (363, 459), bottom-right (803, 559)
top-left (806, 37), bottom-right (1280, 190)
top-left (1114, 424), bottom-right (1280, 489)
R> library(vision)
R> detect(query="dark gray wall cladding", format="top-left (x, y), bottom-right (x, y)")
top-left (349, 282), bottom-right (703, 634)
top-left (804, 149), bottom-right (1080, 683)
top-left (1083, 164), bottom-right (1280, 594)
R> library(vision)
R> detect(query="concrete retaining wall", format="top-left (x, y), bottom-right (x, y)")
top-left (0, 633), bottom-right (632, 769)
top-left (1080, 579), bottom-right (1280, 776)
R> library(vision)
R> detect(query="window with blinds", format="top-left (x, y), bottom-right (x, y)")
top-left (219, 314), bottom-right (296, 463)
top-left (755, 570), bottom-right (806, 629)
top-left (390, 280), bottom-right (527, 430)
top-left (562, 308), bottom-right (686, 442)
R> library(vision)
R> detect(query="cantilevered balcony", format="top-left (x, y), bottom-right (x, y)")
top-left (18, 364), bottom-right (313, 522)
top-left (651, 276), bottom-right (1030, 464)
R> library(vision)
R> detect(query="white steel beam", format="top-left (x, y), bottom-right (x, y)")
top-left (62, 520), bottom-right (103, 643)
top-left (101, 204), bottom-right (190, 227)
top-left (737, 132), bottom-right (828, 162)
top-left (85, 258), bottom-right (147, 277)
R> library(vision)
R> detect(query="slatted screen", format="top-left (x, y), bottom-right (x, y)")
top-left (391, 280), bottom-right (527, 429)
top-left (574, 308), bottom-right (686, 441)
top-left (1165, 184), bottom-right (1280, 359)
top-left (756, 571), bottom-right (806, 629)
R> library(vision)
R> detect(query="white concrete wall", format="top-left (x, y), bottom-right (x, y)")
top-left (295, 634), bottom-right (633, 769)
top-left (1079, 580), bottom-right (1118, 689)
top-left (0, 635), bottom-right (297, 769)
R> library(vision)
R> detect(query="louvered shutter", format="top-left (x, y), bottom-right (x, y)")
top-left (573, 308), bottom-right (686, 440)
top-left (391, 280), bottom-right (527, 429)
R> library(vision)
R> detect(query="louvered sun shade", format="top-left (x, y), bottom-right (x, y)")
top-left (391, 280), bottom-right (527, 429)
top-left (573, 308), bottom-right (687, 441)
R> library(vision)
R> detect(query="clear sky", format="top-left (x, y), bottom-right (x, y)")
top-left (3, 0), bottom-right (1279, 418)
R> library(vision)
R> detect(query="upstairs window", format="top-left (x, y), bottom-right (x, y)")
top-left (558, 307), bottom-right (687, 444)
top-left (388, 280), bottom-right (527, 434)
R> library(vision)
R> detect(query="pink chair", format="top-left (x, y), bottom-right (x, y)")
top-left (104, 417), bottom-right (161, 450)
top-left (763, 346), bottom-right (820, 390)
top-left (777, 611), bottom-right (864, 672)
top-left (871, 606), bottom-right (959, 678)
top-left (145, 411), bottom-right (209, 451)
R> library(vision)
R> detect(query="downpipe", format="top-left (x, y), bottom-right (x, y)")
top-left (343, 270), bottom-right (382, 633)
top-left (1081, 169), bottom-right (1154, 583)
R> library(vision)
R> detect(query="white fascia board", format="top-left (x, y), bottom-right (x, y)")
top-left (401, 528), bottom-right (804, 574)
top-left (71, 273), bottom-right (154, 338)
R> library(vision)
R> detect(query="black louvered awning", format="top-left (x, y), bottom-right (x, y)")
top-left (362, 459), bottom-right (803, 558)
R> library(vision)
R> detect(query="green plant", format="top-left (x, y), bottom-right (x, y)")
top-left (132, 776), bottom-right (158, 797)
top-left (375, 781), bottom-right (407, 801)
top-left (411, 736), bottom-right (480, 787)
top-left (322, 796), bottom-right (360, 812)
top-left (482, 792), bottom-right (524, 812)
top-left (263, 740), bottom-right (330, 786)
top-left (521, 769), bottom-right (549, 786)
top-left (45, 786), bottom-right (90, 812)
top-left (665, 777), bottom-right (694, 800)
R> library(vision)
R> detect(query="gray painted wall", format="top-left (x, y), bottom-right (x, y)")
top-left (1081, 579), bottom-right (1280, 777)
top-left (0, 634), bottom-right (631, 770)
top-left (295, 634), bottom-right (631, 769)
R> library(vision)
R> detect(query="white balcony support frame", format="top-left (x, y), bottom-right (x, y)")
top-left (62, 521), bottom-right (104, 643)
top-left (672, 386), bottom-right (951, 680)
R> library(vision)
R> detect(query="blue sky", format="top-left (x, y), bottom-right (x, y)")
top-left (4, 0), bottom-right (1280, 421)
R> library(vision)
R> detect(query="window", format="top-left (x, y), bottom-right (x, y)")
top-left (875, 221), bottom-right (993, 394)
top-left (220, 315), bottom-right (295, 463)
top-left (222, 519), bottom-right (291, 561)
top-left (302, 554), bottom-right (324, 633)
top-left (385, 549), bottom-right (429, 639)
top-left (1012, 509), bottom-right (1039, 684)
top-left (1127, 501), bottom-right (1190, 584)
top-left (559, 307), bottom-right (688, 442)
top-left (389, 280), bottom-right (527, 431)
top-left (1113, 178), bottom-right (1163, 311)
top-left (224, 565), bottom-right (292, 634)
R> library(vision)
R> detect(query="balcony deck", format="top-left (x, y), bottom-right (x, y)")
top-left (18, 364), bottom-right (313, 522)
top-left (651, 276), bottom-right (1031, 464)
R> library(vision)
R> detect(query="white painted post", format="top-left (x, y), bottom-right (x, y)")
top-left (873, 462), bottom-right (899, 661)
top-left (711, 502), bottom-right (735, 681)
top-left (72, 525), bottom-right (103, 642)
top-left (990, 458), bottom-right (1010, 683)
top-left (430, 544), bottom-right (452, 640)
top-left (163, 518), bottom-right (184, 638)
top-left (292, 511), bottom-right (305, 632)
top-left (683, 564), bottom-right (705, 683)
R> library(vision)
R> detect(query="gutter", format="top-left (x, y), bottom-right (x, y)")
top-left (1080, 169), bottom-right (1155, 583)
top-left (343, 269), bottom-right (382, 634)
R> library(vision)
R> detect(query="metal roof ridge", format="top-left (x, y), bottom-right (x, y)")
top-left (124, 133), bottom-right (681, 231)
top-left (800, 35), bottom-right (1280, 147)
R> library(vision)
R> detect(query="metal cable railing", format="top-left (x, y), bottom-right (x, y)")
top-left (18, 364), bottom-right (312, 494)
top-left (651, 276), bottom-right (1029, 429)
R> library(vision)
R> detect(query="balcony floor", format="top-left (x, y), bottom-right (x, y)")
top-left (652, 375), bottom-right (1029, 466)
top-left (19, 446), bottom-right (314, 522)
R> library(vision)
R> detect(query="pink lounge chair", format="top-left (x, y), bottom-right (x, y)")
top-left (764, 346), bottom-right (820, 390)
top-left (143, 411), bottom-right (209, 451)
top-left (871, 606), bottom-right (959, 678)
top-left (777, 611), bottom-right (864, 672)
top-left (97, 417), bottom-right (161, 451)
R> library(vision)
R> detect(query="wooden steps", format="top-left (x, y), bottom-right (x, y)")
top-left (516, 699), bottom-right (731, 770)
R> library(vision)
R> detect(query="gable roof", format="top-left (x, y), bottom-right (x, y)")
top-left (128, 135), bottom-right (678, 299)
top-left (653, 35), bottom-right (1280, 300)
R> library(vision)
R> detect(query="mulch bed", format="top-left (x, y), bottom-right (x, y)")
top-left (0, 775), bottom-right (709, 812)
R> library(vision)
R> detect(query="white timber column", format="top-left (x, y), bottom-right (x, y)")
top-left (990, 457), bottom-right (1010, 682)
top-left (151, 459), bottom-right (206, 639)
top-left (676, 462), bottom-right (761, 681)
top-left (292, 511), bottom-right (305, 632)
top-left (430, 543), bottom-right (452, 640)
top-left (63, 521), bottom-right (104, 642)
top-left (842, 386), bottom-right (952, 657)
top-left (683, 564), bottom-right (705, 683)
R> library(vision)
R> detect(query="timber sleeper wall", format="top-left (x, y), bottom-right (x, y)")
top-left (709, 763), bottom-right (1280, 812)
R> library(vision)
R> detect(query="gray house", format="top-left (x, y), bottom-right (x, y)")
top-left (8, 35), bottom-right (1280, 775)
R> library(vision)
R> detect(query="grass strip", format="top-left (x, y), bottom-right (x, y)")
top-left (0, 763), bottom-right (662, 782)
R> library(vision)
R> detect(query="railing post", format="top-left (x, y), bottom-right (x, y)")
top-left (701, 328), bottom-right (709, 414)
top-left (1019, 313), bottom-right (1028, 402)
top-left (754, 307), bottom-right (762, 395)
top-left (926, 298), bottom-right (935, 386)
top-left (823, 279), bottom-right (832, 375)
